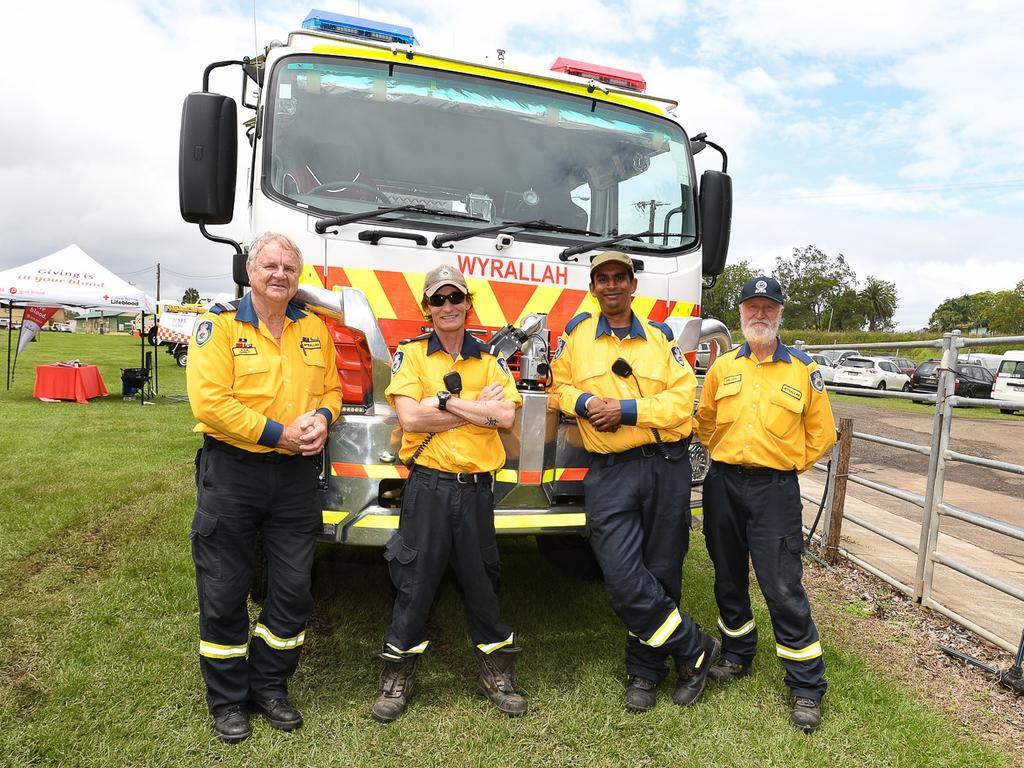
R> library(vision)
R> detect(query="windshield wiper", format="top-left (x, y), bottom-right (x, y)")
top-left (559, 231), bottom-right (655, 262)
top-left (432, 219), bottom-right (603, 248)
top-left (315, 205), bottom-right (487, 234)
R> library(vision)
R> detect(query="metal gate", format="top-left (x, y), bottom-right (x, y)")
top-left (798, 332), bottom-right (1024, 653)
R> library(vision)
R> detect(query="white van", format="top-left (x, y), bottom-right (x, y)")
top-left (992, 351), bottom-right (1024, 414)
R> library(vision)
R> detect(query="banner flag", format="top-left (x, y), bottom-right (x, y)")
top-left (16, 306), bottom-right (58, 357)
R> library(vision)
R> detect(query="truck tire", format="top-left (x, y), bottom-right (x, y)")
top-left (536, 534), bottom-right (603, 580)
top-left (147, 326), bottom-right (158, 346)
top-left (176, 348), bottom-right (188, 367)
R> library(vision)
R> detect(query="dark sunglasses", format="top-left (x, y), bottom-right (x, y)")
top-left (428, 290), bottom-right (467, 307)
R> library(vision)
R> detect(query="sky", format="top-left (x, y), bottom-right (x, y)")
top-left (1, 0), bottom-right (1022, 329)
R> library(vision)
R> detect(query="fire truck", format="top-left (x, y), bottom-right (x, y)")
top-left (178, 10), bottom-right (733, 555)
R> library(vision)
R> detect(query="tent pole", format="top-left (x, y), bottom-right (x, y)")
top-left (153, 313), bottom-right (159, 396)
top-left (5, 302), bottom-right (11, 391)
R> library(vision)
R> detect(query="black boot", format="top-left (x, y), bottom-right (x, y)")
top-left (212, 705), bottom-right (251, 743)
top-left (372, 655), bottom-right (420, 723)
top-left (251, 696), bottom-right (303, 731)
top-left (477, 647), bottom-right (527, 717)
top-left (672, 634), bottom-right (721, 707)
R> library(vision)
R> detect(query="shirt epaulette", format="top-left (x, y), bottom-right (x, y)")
top-left (646, 320), bottom-right (674, 341)
top-left (210, 300), bottom-right (241, 315)
top-left (564, 312), bottom-right (592, 335)
top-left (398, 333), bottom-right (432, 346)
top-left (788, 346), bottom-right (814, 366)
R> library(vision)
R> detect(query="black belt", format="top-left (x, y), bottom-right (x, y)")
top-left (203, 435), bottom-right (309, 464)
top-left (410, 464), bottom-right (493, 485)
top-left (596, 438), bottom-right (689, 466)
top-left (716, 461), bottom-right (794, 477)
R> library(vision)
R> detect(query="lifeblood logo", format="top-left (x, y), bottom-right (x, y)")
top-left (8, 287), bottom-right (16, 294)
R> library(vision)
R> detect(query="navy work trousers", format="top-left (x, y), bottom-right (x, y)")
top-left (383, 467), bottom-right (512, 655)
top-left (584, 444), bottom-right (704, 683)
top-left (191, 438), bottom-right (321, 714)
top-left (702, 461), bottom-right (827, 700)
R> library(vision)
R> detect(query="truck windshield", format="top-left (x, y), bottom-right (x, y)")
top-left (264, 56), bottom-right (697, 253)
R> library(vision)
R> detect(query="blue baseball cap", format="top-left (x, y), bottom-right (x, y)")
top-left (739, 275), bottom-right (785, 305)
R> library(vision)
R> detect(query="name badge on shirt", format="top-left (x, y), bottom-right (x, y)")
top-left (233, 338), bottom-right (257, 356)
top-left (781, 384), bottom-right (802, 400)
top-left (300, 337), bottom-right (322, 355)
top-left (723, 374), bottom-right (742, 386)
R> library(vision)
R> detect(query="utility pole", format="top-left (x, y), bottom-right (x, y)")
top-left (636, 199), bottom-right (669, 243)
top-left (156, 263), bottom-right (161, 302)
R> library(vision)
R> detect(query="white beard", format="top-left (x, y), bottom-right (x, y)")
top-left (741, 316), bottom-right (780, 346)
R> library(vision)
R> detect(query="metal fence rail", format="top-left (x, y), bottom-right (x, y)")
top-left (799, 331), bottom-right (1024, 653)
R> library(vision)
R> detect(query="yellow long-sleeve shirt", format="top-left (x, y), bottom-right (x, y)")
top-left (696, 341), bottom-right (836, 472)
top-left (186, 294), bottom-right (342, 453)
top-left (385, 330), bottom-right (521, 473)
top-left (549, 312), bottom-right (696, 455)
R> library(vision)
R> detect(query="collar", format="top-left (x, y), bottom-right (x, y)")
top-left (737, 339), bottom-right (792, 363)
top-left (426, 329), bottom-right (484, 359)
top-left (595, 312), bottom-right (646, 340)
top-left (235, 293), bottom-right (307, 328)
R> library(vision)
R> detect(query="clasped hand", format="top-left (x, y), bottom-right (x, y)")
top-left (587, 397), bottom-right (622, 432)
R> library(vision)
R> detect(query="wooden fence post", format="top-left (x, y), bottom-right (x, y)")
top-left (824, 417), bottom-right (853, 564)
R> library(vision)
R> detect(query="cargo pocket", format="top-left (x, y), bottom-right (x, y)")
top-left (190, 510), bottom-right (221, 581)
top-left (777, 533), bottom-right (806, 599)
top-left (481, 543), bottom-right (502, 591)
top-left (388, 534), bottom-right (419, 565)
top-left (384, 533), bottom-right (419, 588)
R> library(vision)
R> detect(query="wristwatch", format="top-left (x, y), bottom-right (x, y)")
top-left (437, 390), bottom-right (452, 411)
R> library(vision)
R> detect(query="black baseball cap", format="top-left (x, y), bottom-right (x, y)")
top-left (738, 275), bottom-right (785, 305)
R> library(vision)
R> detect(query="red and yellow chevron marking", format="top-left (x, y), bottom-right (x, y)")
top-left (332, 462), bottom-right (409, 479)
top-left (314, 265), bottom-right (699, 348)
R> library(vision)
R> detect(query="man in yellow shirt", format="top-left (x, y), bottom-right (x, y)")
top-left (696, 275), bottom-right (836, 733)
top-left (550, 251), bottom-right (719, 713)
top-left (187, 232), bottom-right (341, 743)
top-left (372, 264), bottom-right (526, 723)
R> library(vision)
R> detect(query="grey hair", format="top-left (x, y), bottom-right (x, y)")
top-left (247, 232), bottom-right (303, 270)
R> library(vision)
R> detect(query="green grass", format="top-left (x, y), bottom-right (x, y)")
top-left (829, 392), bottom-right (1022, 421)
top-left (0, 332), bottom-right (1013, 767)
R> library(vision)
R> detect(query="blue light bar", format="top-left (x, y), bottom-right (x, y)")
top-left (302, 9), bottom-right (417, 46)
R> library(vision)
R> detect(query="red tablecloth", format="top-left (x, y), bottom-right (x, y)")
top-left (34, 365), bottom-right (109, 403)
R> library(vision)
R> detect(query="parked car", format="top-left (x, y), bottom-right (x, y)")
top-left (958, 353), bottom-right (1002, 376)
top-left (49, 322), bottom-right (72, 333)
top-left (888, 356), bottom-right (916, 377)
top-left (910, 360), bottom-right (995, 400)
top-left (992, 351), bottom-right (1024, 414)
top-left (695, 342), bottom-right (711, 372)
top-left (834, 356), bottom-right (910, 391)
top-left (809, 354), bottom-right (836, 383)
top-left (0, 318), bottom-right (8, 330)
top-left (824, 348), bottom-right (861, 366)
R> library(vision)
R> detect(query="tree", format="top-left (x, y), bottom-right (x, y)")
top-left (773, 246), bottom-right (858, 330)
top-left (860, 276), bottom-right (898, 331)
top-left (982, 281), bottom-right (1024, 335)
top-left (701, 260), bottom-right (757, 330)
top-left (182, 287), bottom-right (200, 304)
top-left (928, 292), bottom-right (997, 332)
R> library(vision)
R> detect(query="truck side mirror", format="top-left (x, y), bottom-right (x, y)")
top-left (179, 92), bottom-right (237, 225)
top-left (233, 251), bottom-right (250, 287)
top-left (699, 170), bottom-right (732, 277)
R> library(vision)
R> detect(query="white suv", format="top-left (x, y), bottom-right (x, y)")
top-left (992, 351), bottom-right (1024, 414)
top-left (834, 356), bottom-right (910, 391)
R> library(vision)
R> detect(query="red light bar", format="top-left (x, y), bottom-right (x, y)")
top-left (550, 57), bottom-right (646, 92)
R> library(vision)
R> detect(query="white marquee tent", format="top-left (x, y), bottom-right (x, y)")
top-left (0, 244), bottom-right (155, 312)
top-left (0, 244), bottom-right (157, 393)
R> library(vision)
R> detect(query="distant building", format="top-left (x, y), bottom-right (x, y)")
top-left (75, 310), bottom-right (138, 334)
